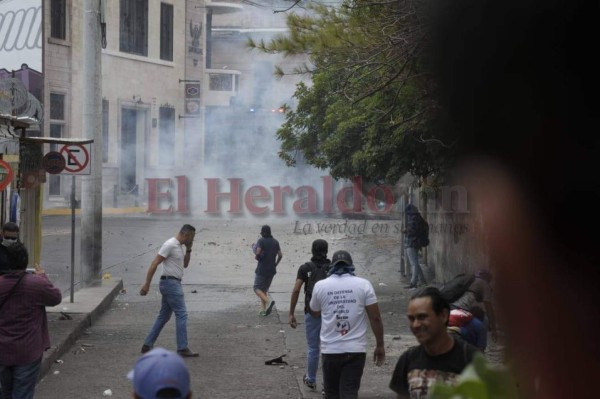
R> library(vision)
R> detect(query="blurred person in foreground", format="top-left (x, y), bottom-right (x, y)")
top-left (430, 0), bottom-right (600, 397)
top-left (0, 243), bottom-right (62, 399)
top-left (128, 347), bottom-right (191, 399)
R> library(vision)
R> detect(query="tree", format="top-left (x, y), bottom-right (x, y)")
top-left (249, 0), bottom-right (452, 185)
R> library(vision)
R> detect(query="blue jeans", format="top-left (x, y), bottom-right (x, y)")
top-left (322, 353), bottom-right (366, 399)
top-left (406, 247), bottom-right (426, 285)
top-left (144, 278), bottom-right (189, 351)
top-left (304, 312), bottom-right (321, 383)
top-left (0, 357), bottom-right (42, 399)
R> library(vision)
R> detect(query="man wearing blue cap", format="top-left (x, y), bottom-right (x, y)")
top-left (129, 347), bottom-right (192, 399)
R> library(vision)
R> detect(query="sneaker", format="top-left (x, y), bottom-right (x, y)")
top-left (265, 299), bottom-right (276, 316)
top-left (404, 283), bottom-right (417, 289)
top-left (303, 374), bottom-right (316, 391)
top-left (258, 310), bottom-right (268, 316)
top-left (141, 344), bottom-right (151, 354)
top-left (177, 348), bottom-right (199, 357)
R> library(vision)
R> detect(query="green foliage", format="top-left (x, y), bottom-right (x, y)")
top-left (429, 353), bottom-right (519, 399)
top-left (249, 0), bottom-right (452, 184)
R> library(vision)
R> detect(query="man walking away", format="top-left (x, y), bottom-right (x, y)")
top-left (140, 224), bottom-right (199, 357)
top-left (310, 250), bottom-right (385, 399)
top-left (390, 287), bottom-right (478, 398)
top-left (0, 243), bottom-right (62, 399)
top-left (253, 225), bottom-right (282, 316)
top-left (289, 239), bottom-right (331, 391)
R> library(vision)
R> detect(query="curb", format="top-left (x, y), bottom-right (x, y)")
top-left (40, 279), bottom-right (124, 380)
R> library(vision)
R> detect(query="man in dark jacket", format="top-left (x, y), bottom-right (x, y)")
top-left (0, 222), bottom-right (20, 275)
top-left (404, 204), bottom-right (428, 289)
top-left (0, 242), bottom-right (62, 399)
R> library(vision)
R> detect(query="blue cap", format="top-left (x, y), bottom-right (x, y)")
top-left (127, 348), bottom-right (190, 399)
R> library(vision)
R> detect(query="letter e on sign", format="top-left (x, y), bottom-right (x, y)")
top-left (59, 144), bottom-right (91, 175)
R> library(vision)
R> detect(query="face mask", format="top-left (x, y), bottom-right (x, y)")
top-left (2, 238), bottom-right (19, 248)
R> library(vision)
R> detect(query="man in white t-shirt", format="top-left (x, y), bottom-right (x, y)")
top-left (310, 250), bottom-right (385, 399)
top-left (139, 224), bottom-right (198, 357)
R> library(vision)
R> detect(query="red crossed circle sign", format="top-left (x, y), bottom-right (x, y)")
top-left (0, 160), bottom-right (14, 191)
top-left (60, 144), bottom-right (90, 173)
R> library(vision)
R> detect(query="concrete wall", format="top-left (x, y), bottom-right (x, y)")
top-left (413, 184), bottom-right (489, 284)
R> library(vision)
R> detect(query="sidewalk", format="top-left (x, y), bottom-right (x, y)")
top-left (42, 279), bottom-right (124, 380)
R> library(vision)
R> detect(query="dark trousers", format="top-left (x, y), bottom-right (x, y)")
top-left (0, 357), bottom-right (42, 399)
top-left (322, 352), bottom-right (366, 399)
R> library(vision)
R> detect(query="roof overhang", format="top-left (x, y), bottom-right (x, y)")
top-left (20, 137), bottom-right (94, 145)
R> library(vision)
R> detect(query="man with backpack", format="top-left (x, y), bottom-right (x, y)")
top-left (403, 204), bottom-right (429, 289)
top-left (450, 270), bottom-right (497, 342)
top-left (288, 239), bottom-right (331, 391)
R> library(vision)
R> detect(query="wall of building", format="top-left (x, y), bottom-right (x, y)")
top-left (413, 184), bottom-right (490, 284)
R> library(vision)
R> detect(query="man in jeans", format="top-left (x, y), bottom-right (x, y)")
top-left (0, 242), bottom-right (62, 399)
top-left (288, 239), bottom-right (331, 391)
top-left (310, 250), bottom-right (385, 399)
top-left (404, 204), bottom-right (428, 289)
top-left (140, 224), bottom-right (198, 357)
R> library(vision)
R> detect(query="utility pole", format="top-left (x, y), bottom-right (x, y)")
top-left (81, 0), bottom-right (102, 286)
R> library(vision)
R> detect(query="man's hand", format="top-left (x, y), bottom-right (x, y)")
top-left (140, 283), bottom-right (150, 296)
top-left (289, 314), bottom-right (297, 328)
top-left (374, 346), bottom-right (385, 366)
top-left (34, 263), bottom-right (45, 275)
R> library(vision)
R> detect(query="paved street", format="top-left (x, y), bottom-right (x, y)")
top-left (35, 215), bottom-right (417, 398)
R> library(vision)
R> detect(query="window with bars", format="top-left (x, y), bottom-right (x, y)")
top-left (102, 99), bottom-right (109, 163)
top-left (158, 106), bottom-right (175, 166)
top-left (50, 0), bottom-right (66, 40)
top-left (160, 3), bottom-right (173, 61)
top-left (120, 0), bottom-right (148, 56)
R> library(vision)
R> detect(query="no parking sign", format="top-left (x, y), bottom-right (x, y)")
top-left (59, 143), bottom-right (91, 175)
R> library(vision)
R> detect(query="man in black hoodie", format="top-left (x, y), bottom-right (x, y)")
top-left (404, 204), bottom-right (428, 289)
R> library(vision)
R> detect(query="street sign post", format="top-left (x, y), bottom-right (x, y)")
top-left (57, 143), bottom-right (92, 302)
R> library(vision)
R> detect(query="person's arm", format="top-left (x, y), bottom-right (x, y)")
top-left (309, 285), bottom-right (321, 318)
top-left (275, 250), bottom-right (283, 267)
top-left (184, 241), bottom-right (192, 268)
top-left (32, 267), bottom-right (62, 306)
top-left (365, 302), bottom-right (385, 366)
top-left (289, 278), bottom-right (304, 328)
top-left (139, 255), bottom-right (165, 295)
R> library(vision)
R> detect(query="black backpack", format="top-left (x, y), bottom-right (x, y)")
top-left (304, 261), bottom-right (330, 311)
top-left (416, 214), bottom-right (430, 247)
top-left (440, 273), bottom-right (475, 304)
